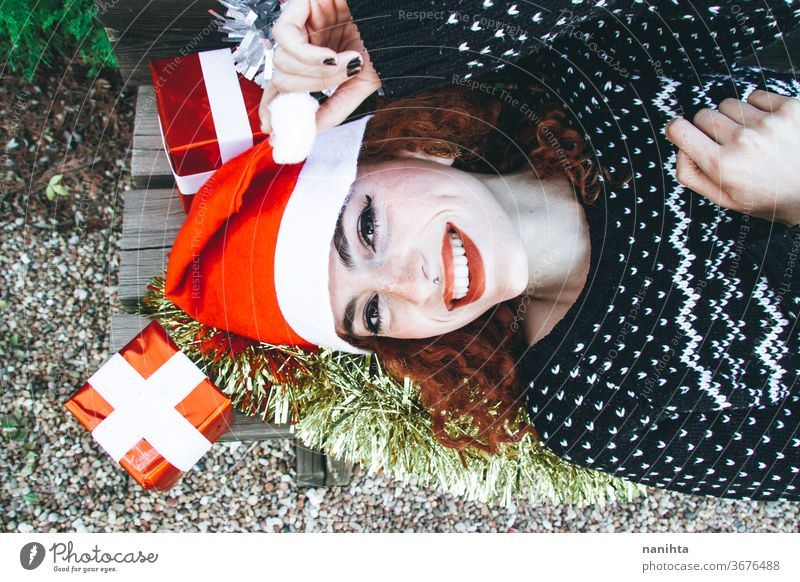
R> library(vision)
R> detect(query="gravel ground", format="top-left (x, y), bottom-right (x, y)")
top-left (2, 61), bottom-right (799, 534)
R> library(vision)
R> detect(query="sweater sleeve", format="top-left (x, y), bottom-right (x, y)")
top-left (347, 0), bottom-right (619, 98)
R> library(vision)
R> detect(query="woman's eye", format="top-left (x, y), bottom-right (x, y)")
top-left (358, 195), bottom-right (376, 250)
top-left (364, 294), bottom-right (381, 335)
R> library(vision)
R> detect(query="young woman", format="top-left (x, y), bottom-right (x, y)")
top-left (174, 1), bottom-right (800, 501)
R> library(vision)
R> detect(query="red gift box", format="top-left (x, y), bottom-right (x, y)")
top-left (65, 321), bottom-right (233, 491)
top-left (150, 48), bottom-right (267, 213)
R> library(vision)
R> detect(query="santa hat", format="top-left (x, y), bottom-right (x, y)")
top-left (165, 116), bottom-right (371, 354)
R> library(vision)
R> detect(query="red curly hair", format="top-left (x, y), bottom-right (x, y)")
top-left (340, 84), bottom-right (605, 455)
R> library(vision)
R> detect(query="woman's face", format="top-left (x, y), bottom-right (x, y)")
top-left (328, 156), bottom-right (529, 340)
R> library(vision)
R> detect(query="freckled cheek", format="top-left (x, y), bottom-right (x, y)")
top-left (392, 308), bottom-right (446, 338)
top-left (328, 275), bottom-right (347, 322)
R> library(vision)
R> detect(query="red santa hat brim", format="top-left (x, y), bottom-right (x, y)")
top-left (274, 116), bottom-right (371, 353)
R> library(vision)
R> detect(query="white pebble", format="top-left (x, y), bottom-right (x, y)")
top-left (306, 488), bottom-right (326, 507)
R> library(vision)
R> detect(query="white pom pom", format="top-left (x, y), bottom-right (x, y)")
top-left (268, 92), bottom-right (319, 164)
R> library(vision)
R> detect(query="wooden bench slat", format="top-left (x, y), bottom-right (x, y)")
top-left (122, 189), bottom-right (185, 251)
top-left (132, 86), bottom-right (174, 188)
top-left (119, 247), bottom-right (170, 311)
top-left (131, 138), bottom-right (174, 188)
top-left (133, 134), bottom-right (169, 150)
top-left (134, 86), bottom-right (161, 135)
top-left (118, 187), bottom-right (175, 309)
top-left (131, 158), bottom-right (174, 189)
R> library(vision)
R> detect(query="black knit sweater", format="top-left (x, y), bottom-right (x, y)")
top-left (350, 0), bottom-right (800, 501)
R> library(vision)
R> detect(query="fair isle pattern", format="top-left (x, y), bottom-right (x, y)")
top-left (664, 148), bottom-right (730, 410)
top-left (752, 277), bottom-right (791, 404)
top-left (514, 3), bottom-right (800, 501)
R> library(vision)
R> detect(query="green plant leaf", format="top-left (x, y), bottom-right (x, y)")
top-left (1, 416), bottom-right (21, 440)
top-left (45, 174), bottom-right (69, 199)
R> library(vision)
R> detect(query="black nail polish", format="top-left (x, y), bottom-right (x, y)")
top-left (310, 91), bottom-right (329, 103)
top-left (323, 57), bottom-right (337, 66)
top-left (346, 57), bottom-right (362, 69)
top-left (347, 67), bottom-right (361, 77)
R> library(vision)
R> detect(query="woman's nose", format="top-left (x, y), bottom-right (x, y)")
top-left (385, 276), bottom-right (429, 304)
top-left (377, 251), bottom-right (430, 304)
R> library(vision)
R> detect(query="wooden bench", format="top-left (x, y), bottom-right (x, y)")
top-left (98, 0), bottom-right (353, 487)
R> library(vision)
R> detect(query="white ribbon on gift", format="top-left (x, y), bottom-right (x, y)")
top-left (158, 48), bottom-right (255, 196)
top-left (88, 352), bottom-right (213, 472)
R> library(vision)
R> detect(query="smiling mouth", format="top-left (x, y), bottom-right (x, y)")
top-left (441, 222), bottom-right (486, 311)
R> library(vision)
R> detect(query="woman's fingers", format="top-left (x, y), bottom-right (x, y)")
top-left (259, 1), bottom-right (378, 138)
top-left (747, 89), bottom-right (792, 113)
top-left (691, 107), bottom-right (741, 144)
top-left (674, 149), bottom-right (742, 213)
top-left (273, 0), bottom-right (361, 69)
top-left (270, 65), bottom-right (363, 93)
top-left (272, 45), bottom-right (363, 79)
top-left (272, 1), bottom-right (338, 66)
top-left (272, 46), bottom-right (333, 76)
top-left (665, 117), bottom-right (722, 178)
top-left (718, 97), bottom-right (765, 127)
top-left (315, 75), bottom-right (381, 133)
top-left (667, 117), bottom-right (756, 213)
top-left (259, 83), bottom-right (279, 134)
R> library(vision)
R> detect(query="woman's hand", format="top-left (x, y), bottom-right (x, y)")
top-left (259, 0), bottom-right (381, 135)
top-left (665, 89), bottom-right (800, 227)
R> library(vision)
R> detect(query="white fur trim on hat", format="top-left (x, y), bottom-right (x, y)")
top-left (273, 115), bottom-right (372, 354)
top-left (268, 92), bottom-right (320, 164)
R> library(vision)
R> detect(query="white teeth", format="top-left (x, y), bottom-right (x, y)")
top-left (449, 229), bottom-right (470, 300)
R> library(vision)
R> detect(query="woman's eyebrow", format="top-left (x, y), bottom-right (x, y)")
top-left (332, 208), bottom-right (353, 269)
top-left (343, 296), bottom-right (357, 337)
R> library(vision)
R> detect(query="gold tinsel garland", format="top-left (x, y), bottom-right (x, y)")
top-left (142, 277), bottom-right (646, 506)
